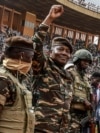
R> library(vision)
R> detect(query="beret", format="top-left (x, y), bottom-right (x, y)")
top-left (51, 36), bottom-right (73, 53)
top-left (5, 36), bottom-right (33, 50)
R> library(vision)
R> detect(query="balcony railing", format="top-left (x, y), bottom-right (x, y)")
top-left (68, 0), bottom-right (100, 13)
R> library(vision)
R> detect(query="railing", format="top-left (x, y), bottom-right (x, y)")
top-left (68, 0), bottom-right (100, 13)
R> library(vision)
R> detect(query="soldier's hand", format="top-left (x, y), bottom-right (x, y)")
top-left (42, 5), bottom-right (64, 25)
top-left (48, 5), bottom-right (64, 20)
top-left (84, 99), bottom-right (92, 110)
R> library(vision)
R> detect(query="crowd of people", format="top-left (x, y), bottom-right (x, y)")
top-left (0, 4), bottom-right (100, 133)
top-left (69, 0), bottom-right (100, 13)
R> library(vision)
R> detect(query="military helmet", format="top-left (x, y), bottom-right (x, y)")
top-left (73, 49), bottom-right (93, 64)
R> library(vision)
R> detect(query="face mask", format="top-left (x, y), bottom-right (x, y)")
top-left (3, 58), bottom-right (32, 75)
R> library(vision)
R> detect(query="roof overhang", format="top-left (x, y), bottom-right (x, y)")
top-left (0, 0), bottom-right (100, 35)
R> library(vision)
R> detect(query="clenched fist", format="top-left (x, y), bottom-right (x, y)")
top-left (42, 5), bottom-right (64, 26)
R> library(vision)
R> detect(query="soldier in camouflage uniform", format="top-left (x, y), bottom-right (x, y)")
top-left (0, 36), bottom-right (35, 133)
top-left (32, 5), bottom-right (74, 133)
top-left (66, 49), bottom-right (93, 133)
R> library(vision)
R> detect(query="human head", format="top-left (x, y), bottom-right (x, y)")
top-left (3, 36), bottom-right (34, 74)
top-left (91, 72), bottom-right (100, 87)
top-left (73, 49), bottom-right (93, 70)
top-left (50, 36), bottom-right (73, 66)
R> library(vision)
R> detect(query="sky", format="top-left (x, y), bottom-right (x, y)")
top-left (85, 0), bottom-right (100, 6)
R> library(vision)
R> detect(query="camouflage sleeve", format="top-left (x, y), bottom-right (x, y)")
top-left (32, 24), bottom-right (49, 74)
top-left (0, 78), bottom-right (9, 106)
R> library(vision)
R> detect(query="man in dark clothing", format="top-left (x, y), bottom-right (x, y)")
top-left (91, 72), bottom-right (100, 133)
top-left (32, 5), bottom-right (74, 133)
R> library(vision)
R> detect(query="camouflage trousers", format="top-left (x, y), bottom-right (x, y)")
top-left (68, 109), bottom-right (88, 133)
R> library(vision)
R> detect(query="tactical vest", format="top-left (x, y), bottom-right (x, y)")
top-left (0, 67), bottom-right (35, 133)
top-left (68, 67), bottom-right (91, 111)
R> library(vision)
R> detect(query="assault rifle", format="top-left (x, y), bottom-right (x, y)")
top-left (80, 116), bottom-right (89, 127)
top-left (80, 116), bottom-right (96, 133)
top-left (80, 116), bottom-right (90, 133)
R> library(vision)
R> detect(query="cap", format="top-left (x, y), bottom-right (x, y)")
top-left (5, 36), bottom-right (33, 51)
top-left (51, 37), bottom-right (73, 53)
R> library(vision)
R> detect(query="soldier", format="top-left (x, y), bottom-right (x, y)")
top-left (0, 36), bottom-right (35, 133)
top-left (32, 5), bottom-right (74, 133)
top-left (65, 49), bottom-right (93, 133)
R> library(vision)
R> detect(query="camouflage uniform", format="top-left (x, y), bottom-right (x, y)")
top-left (0, 36), bottom-right (35, 133)
top-left (67, 49), bottom-right (93, 133)
top-left (68, 67), bottom-right (92, 133)
top-left (32, 24), bottom-right (73, 133)
top-left (0, 66), bottom-right (35, 133)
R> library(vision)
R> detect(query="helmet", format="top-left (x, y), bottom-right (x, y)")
top-left (73, 49), bottom-right (93, 64)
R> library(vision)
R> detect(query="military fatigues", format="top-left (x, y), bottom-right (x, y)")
top-left (68, 67), bottom-right (92, 133)
top-left (32, 24), bottom-right (73, 133)
top-left (0, 66), bottom-right (35, 133)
